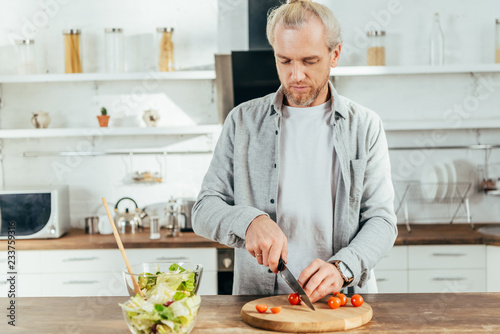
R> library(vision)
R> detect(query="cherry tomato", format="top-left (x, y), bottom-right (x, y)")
top-left (288, 293), bottom-right (301, 305)
top-left (351, 294), bottom-right (364, 307)
top-left (255, 304), bottom-right (268, 313)
top-left (336, 293), bottom-right (347, 307)
top-left (328, 297), bottom-right (341, 309)
top-left (270, 306), bottom-right (282, 314)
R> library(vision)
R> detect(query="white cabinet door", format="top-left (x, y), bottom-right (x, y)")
top-left (487, 246), bottom-right (500, 292)
top-left (375, 246), bottom-right (408, 270)
top-left (41, 249), bottom-right (124, 273)
top-left (374, 270), bottom-right (408, 293)
top-left (0, 250), bottom-right (42, 273)
top-left (409, 245), bottom-right (486, 269)
top-left (42, 272), bottom-right (128, 297)
top-left (409, 269), bottom-right (486, 293)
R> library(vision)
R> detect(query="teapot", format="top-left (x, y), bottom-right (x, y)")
top-left (114, 197), bottom-right (143, 234)
top-left (31, 111), bottom-right (51, 128)
top-left (143, 109), bottom-right (160, 127)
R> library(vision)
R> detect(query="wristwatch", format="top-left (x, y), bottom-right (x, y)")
top-left (332, 261), bottom-right (354, 287)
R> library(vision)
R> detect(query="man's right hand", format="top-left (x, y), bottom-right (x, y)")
top-left (245, 215), bottom-right (288, 273)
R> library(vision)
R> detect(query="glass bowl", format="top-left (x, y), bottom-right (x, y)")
top-left (122, 262), bottom-right (203, 297)
top-left (122, 299), bottom-right (201, 334)
top-left (120, 262), bottom-right (203, 334)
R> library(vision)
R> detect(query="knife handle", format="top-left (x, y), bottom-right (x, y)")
top-left (268, 258), bottom-right (286, 273)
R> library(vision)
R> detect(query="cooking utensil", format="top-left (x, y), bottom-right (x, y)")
top-left (102, 197), bottom-right (143, 297)
top-left (241, 295), bottom-right (372, 333)
top-left (276, 258), bottom-right (315, 311)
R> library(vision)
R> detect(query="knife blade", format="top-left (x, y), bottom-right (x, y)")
top-left (276, 258), bottom-right (315, 311)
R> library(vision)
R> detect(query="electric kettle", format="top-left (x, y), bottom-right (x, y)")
top-left (114, 197), bottom-right (143, 234)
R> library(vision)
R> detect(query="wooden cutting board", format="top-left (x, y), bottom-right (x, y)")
top-left (241, 295), bottom-right (372, 333)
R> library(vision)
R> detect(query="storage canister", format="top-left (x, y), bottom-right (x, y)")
top-left (105, 28), bottom-right (125, 72)
top-left (495, 19), bottom-right (500, 63)
top-left (366, 30), bottom-right (386, 66)
top-left (63, 29), bottom-right (82, 73)
top-left (16, 39), bottom-right (37, 74)
top-left (156, 27), bottom-right (175, 71)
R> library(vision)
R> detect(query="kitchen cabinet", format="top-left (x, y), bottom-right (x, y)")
top-left (0, 250), bottom-right (43, 297)
top-left (0, 247), bottom-right (217, 297)
top-left (374, 244), bottom-right (487, 293)
top-left (487, 245), bottom-right (500, 292)
top-left (374, 246), bottom-right (408, 293)
top-left (408, 245), bottom-right (486, 293)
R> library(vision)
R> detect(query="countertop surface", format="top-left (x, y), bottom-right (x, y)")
top-left (2, 223), bottom-right (500, 250)
top-left (3, 293), bottom-right (500, 333)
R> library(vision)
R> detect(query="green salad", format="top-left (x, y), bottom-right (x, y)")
top-left (120, 264), bottom-right (201, 334)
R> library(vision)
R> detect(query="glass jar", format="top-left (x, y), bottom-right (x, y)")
top-left (366, 30), bottom-right (386, 66)
top-left (15, 39), bottom-right (36, 74)
top-left (104, 28), bottom-right (125, 72)
top-left (495, 19), bottom-right (500, 63)
top-left (63, 29), bottom-right (82, 73)
top-left (156, 27), bottom-right (175, 71)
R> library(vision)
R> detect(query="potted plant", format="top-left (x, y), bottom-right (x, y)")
top-left (97, 107), bottom-right (110, 127)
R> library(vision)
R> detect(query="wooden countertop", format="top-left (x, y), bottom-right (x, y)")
top-left (2, 223), bottom-right (500, 250)
top-left (3, 229), bottom-right (226, 250)
top-left (5, 293), bottom-right (500, 333)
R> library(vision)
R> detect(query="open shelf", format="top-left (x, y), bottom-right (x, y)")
top-left (0, 125), bottom-right (222, 139)
top-left (330, 64), bottom-right (500, 76)
top-left (0, 71), bottom-right (215, 83)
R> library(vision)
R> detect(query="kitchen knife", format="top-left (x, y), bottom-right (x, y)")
top-left (276, 258), bottom-right (316, 311)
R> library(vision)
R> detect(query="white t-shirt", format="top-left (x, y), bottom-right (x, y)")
top-left (276, 99), bottom-right (340, 294)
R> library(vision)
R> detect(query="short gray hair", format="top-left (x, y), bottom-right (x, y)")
top-left (266, 0), bottom-right (342, 52)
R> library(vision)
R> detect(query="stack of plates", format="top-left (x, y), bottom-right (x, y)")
top-left (419, 159), bottom-right (460, 201)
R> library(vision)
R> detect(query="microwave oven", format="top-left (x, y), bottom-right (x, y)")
top-left (0, 187), bottom-right (70, 239)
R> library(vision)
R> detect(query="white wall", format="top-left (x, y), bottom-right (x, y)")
top-left (0, 0), bottom-right (499, 228)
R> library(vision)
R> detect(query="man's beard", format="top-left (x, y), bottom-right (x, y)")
top-left (283, 74), bottom-right (330, 107)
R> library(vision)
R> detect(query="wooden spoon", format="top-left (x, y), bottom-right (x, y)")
top-left (102, 197), bottom-right (144, 297)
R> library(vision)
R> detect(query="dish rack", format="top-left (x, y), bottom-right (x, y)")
top-left (394, 181), bottom-right (472, 232)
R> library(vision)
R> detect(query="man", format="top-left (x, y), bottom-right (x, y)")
top-left (192, 0), bottom-right (397, 302)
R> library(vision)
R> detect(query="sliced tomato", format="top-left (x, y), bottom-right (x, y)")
top-left (270, 306), bottom-right (282, 314)
top-left (255, 304), bottom-right (268, 313)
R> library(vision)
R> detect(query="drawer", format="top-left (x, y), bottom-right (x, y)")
top-left (41, 249), bottom-right (124, 273)
top-left (409, 269), bottom-right (486, 293)
top-left (197, 271), bottom-right (217, 296)
top-left (127, 248), bottom-right (217, 272)
top-left (409, 245), bottom-right (485, 269)
top-left (42, 272), bottom-right (128, 297)
top-left (375, 246), bottom-right (408, 270)
top-left (0, 250), bottom-right (41, 273)
top-left (0, 273), bottom-right (43, 297)
top-left (487, 246), bottom-right (500, 292)
top-left (374, 270), bottom-right (408, 293)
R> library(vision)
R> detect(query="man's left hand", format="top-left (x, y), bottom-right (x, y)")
top-left (298, 259), bottom-right (344, 303)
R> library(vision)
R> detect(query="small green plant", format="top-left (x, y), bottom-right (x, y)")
top-left (100, 107), bottom-right (107, 116)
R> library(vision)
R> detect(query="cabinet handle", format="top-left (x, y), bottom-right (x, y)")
top-left (432, 277), bottom-right (466, 281)
top-left (62, 257), bottom-right (99, 262)
top-left (431, 253), bottom-right (466, 257)
top-left (63, 280), bottom-right (100, 285)
top-left (376, 278), bottom-right (388, 282)
top-left (155, 257), bottom-right (188, 261)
